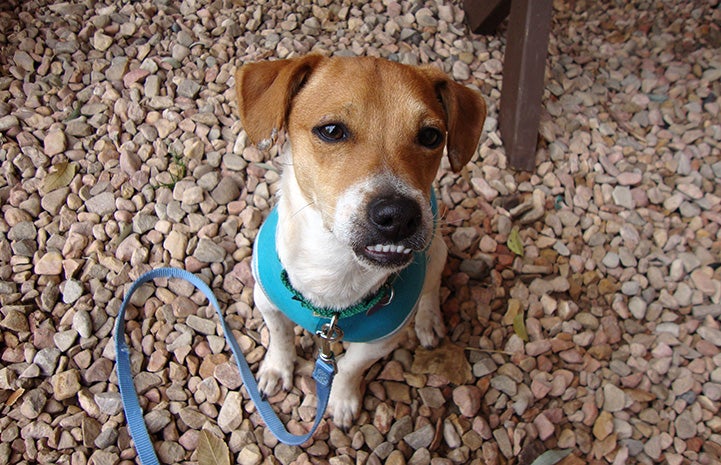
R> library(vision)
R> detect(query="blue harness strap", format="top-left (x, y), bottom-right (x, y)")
top-left (115, 268), bottom-right (335, 465)
top-left (252, 192), bottom-right (438, 343)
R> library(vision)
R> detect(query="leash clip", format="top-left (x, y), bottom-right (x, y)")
top-left (316, 313), bottom-right (343, 364)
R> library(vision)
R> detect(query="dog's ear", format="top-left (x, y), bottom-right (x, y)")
top-left (236, 55), bottom-right (324, 146)
top-left (421, 67), bottom-right (487, 172)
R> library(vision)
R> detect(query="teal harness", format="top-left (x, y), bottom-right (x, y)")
top-left (252, 194), bottom-right (437, 343)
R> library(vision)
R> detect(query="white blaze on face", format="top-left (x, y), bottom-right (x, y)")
top-left (331, 172), bottom-right (434, 265)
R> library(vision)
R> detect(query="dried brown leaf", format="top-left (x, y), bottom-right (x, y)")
top-left (43, 162), bottom-right (76, 193)
top-left (197, 430), bottom-right (230, 465)
top-left (411, 341), bottom-right (472, 385)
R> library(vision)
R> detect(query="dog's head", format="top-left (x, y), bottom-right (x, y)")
top-left (236, 55), bottom-right (486, 270)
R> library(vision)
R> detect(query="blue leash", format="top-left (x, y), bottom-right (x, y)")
top-left (114, 268), bottom-right (336, 464)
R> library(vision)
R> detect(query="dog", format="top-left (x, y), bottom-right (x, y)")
top-left (235, 54), bottom-right (486, 428)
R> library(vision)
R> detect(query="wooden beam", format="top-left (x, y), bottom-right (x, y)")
top-left (499, 0), bottom-right (553, 171)
top-left (463, 0), bottom-right (511, 34)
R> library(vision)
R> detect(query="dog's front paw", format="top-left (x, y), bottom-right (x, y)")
top-left (328, 376), bottom-right (362, 429)
top-left (415, 299), bottom-right (446, 348)
top-left (257, 352), bottom-right (294, 397)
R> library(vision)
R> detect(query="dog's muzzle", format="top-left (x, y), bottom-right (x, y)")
top-left (357, 194), bottom-right (426, 268)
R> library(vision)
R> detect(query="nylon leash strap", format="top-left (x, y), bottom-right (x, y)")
top-left (114, 267), bottom-right (335, 464)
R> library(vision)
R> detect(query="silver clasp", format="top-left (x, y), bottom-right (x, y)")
top-left (316, 313), bottom-right (344, 362)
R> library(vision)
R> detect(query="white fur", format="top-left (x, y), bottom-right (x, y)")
top-left (253, 155), bottom-right (448, 428)
top-left (276, 162), bottom-right (392, 309)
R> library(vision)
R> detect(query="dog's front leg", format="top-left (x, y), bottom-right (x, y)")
top-left (329, 336), bottom-right (401, 428)
top-left (254, 283), bottom-right (296, 396)
top-left (414, 233), bottom-right (448, 348)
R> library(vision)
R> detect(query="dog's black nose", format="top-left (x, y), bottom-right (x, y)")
top-left (367, 195), bottom-right (422, 242)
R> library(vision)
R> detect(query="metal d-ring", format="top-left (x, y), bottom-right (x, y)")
top-left (317, 313), bottom-right (344, 362)
top-left (381, 284), bottom-right (394, 306)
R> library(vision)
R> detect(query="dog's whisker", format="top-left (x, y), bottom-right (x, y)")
top-left (291, 201), bottom-right (316, 218)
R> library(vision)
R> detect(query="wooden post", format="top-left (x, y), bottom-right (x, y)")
top-left (499, 0), bottom-right (553, 171)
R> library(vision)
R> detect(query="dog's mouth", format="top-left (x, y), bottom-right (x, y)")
top-left (358, 242), bottom-right (416, 268)
top-left (366, 244), bottom-right (413, 255)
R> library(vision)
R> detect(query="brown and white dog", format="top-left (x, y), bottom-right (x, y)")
top-left (235, 55), bottom-right (486, 427)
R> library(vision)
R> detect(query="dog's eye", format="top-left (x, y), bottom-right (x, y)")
top-left (417, 127), bottom-right (444, 149)
top-left (313, 124), bottom-right (349, 143)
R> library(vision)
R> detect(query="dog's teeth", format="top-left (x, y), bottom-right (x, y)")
top-left (367, 244), bottom-right (413, 254)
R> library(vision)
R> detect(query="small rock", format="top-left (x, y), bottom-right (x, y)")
top-left (218, 392), bottom-right (243, 432)
top-left (451, 227), bottom-right (478, 251)
top-left (20, 389), bottom-right (46, 419)
top-left (643, 435), bottom-right (662, 460)
top-left (238, 445), bottom-right (263, 465)
top-left (691, 268), bottom-right (718, 295)
top-left (13, 50), bottom-right (35, 71)
top-left (612, 186), bottom-right (635, 209)
top-left (490, 375), bottom-right (517, 396)
top-left (93, 31), bottom-right (113, 51)
top-left (533, 413), bottom-right (556, 440)
top-left (52, 370), bottom-right (82, 401)
top-left (178, 78), bottom-right (201, 98)
top-left (602, 252), bottom-right (620, 268)
top-left (1, 309), bottom-right (29, 332)
top-left (94, 392), bottom-right (123, 416)
top-left (675, 410), bottom-right (697, 439)
top-left (404, 424), bottom-right (435, 450)
top-left (44, 130), bottom-right (67, 156)
top-left (617, 172), bottom-right (642, 186)
top-left (212, 176), bottom-right (241, 205)
top-left (529, 276), bottom-right (569, 295)
top-left (134, 372), bottom-right (162, 393)
top-left (88, 450), bottom-right (119, 465)
top-left (628, 296), bottom-right (647, 319)
top-left (119, 150), bottom-right (142, 174)
top-left (54, 330), bottom-right (78, 352)
top-left (105, 56), bottom-right (129, 81)
top-left (41, 187), bottom-right (70, 215)
top-left (35, 251), bottom-right (63, 275)
top-left (593, 411), bottom-right (614, 440)
top-left (0, 115), bottom-right (20, 131)
top-left (34, 348), bottom-right (60, 375)
top-left (86, 192), bottom-right (116, 216)
top-left (603, 384), bottom-right (627, 412)
top-left (214, 363), bottom-right (242, 389)
top-left (62, 279), bottom-right (84, 304)
top-left (73, 309), bottom-right (93, 338)
top-left (698, 326), bottom-right (721, 347)
top-left (145, 410), bottom-right (171, 433)
top-left (452, 385), bottom-right (481, 417)
top-left (186, 314), bottom-right (217, 335)
top-left (94, 428), bottom-right (118, 449)
top-left (493, 428), bottom-right (513, 458)
top-left (452, 60), bottom-right (470, 81)
top-left (123, 68), bottom-right (150, 87)
top-left (193, 238), bottom-right (226, 263)
top-left (0, 367), bottom-right (17, 390)
top-left (116, 234), bottom-right (143, 261)
top-left (418, 387), bottom-right (446, 409)
top-left (164, 230), bottom-right (188, 260)
top-left (158, 441), bottom-right (185, 464)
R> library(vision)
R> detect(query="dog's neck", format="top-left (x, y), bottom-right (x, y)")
top-left (274, 164), bottom-right (392, 310)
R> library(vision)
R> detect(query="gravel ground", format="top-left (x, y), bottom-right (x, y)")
top-left (1, 0), bottom-right (721, 464)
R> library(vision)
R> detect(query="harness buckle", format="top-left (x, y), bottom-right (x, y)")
top-left (316, 313), bottom-right (344, 363)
